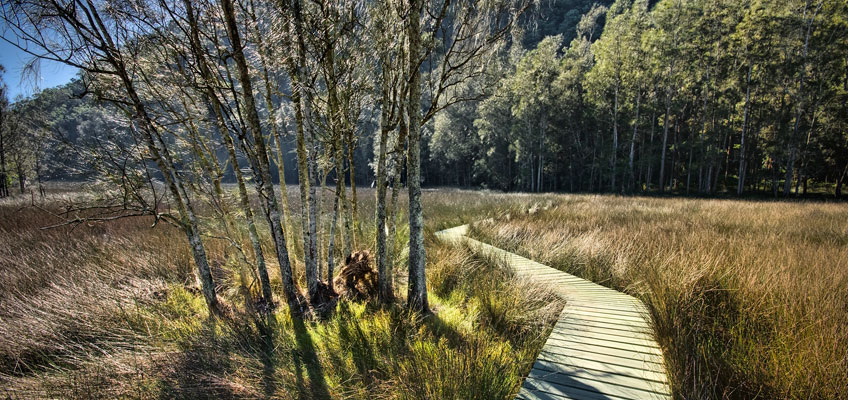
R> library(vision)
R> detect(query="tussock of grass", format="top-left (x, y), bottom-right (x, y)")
top-left (1, 190), bottom-right (559, 399)
top-left (470, 195), bottom-right (848, 400)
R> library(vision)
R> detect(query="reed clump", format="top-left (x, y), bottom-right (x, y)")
top-left (1, 188), bottom-right (558, 399)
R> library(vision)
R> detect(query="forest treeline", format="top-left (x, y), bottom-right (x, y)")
top-left (429, 0), bottom-right (848, 196)
top-left (5, 0), bottom-right (848, 200)
top-left (0, 0), bottom-right (846, 316)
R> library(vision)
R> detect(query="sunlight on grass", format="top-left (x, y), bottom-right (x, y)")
top-left (0, 192), bottom-right (559, 399)
top-left (471, 195), bottom-right (848, 399)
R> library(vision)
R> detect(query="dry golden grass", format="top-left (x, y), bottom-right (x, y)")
top-left (7, 186), bottom-right (840, 399)
top-left (0, 187), bottom-right (559, 399)
top-left (470, 195), bottom-right (848, 400)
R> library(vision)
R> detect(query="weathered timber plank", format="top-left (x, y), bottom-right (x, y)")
top-left (528, 365), bottom-right (670, 396)
top-left (527, 368), bottom-right (670, 399)
top-left (542, 337), bottom-right (665, 364)
top-left (550, 327), bottom-right (661, 350)
top-left (523, 376), bottom-right (634, 400)
top-left (533, 358), bottom-right (669, 385)
top-left (547, 331), bottom-right (663, 355)
top-left (538, 347), bottom-right (666, 374)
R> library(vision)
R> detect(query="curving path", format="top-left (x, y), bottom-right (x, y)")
top-left (436, 224), bottom-right (671, 400)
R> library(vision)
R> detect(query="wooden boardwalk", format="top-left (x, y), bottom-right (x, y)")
top-left (436, 225), bottom-right (671, 400)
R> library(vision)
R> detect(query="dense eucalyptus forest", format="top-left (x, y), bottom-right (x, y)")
top-left (430, 0), bottom-right (848, 196)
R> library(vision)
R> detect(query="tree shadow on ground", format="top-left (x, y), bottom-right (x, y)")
top-left (291, 315), bottom-right (331, 400)
top-left (422, 310), bottom-right (467, 349)
top-left (334, 302), bottom-right (381, 387)
top-left (156, 316), bottom-right (240, 400)
top-left (253, 313), bottom-right (278, 400)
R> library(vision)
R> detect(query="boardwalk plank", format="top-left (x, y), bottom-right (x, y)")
top-left (550, 327), bottom-right (661, 350)
top-left (558, 317), bottom-right (653, 335)
top-left (528, 365), bottom-right (671, 395)
top-left (533, 358), bottom-right (669, 384)
top-left (523, 377), bottom-right (634, 400)
top-left (547, 331), bottom-right (663, 355)
top-left (517, 387), bottom-right (577, 400)
top-left (526, 369), bottom-right (669, 399)
top-left (562, 309), bottom-right (652, 326)
top-left (542, 338), bottom-right (665, 364)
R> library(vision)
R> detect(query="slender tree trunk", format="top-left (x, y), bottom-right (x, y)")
top-left (184, 1), bottom-right (273, 305)
top-left (182, 0), bottom-right (272, 306)
top-left (611, 81), bottom-right (619, 192)
top-left (686, 130), bottom-right (693, 194)
top-left (16, 162), bottom-right (24, 194)
top-left (216, 108), bottom-right (274, 306)
top-left (539, 113), bottom-right (546, 193)
top-left (526, 117), bottom-right (534, 192)
top-left (589, 145), bottom-right (596, 192)
top-left (220, 0), bottom-right (301, 310)
top-left (671, 120), bottom-right (680, 191)
top-left (346, 127), bottom-right (359, 241)
top-left (387, 110), bottom-right (408, 286)
top-left (772, 157), bottom-right (779, 197)
top-left (327, 178), bottom-right (341, 280)
top-left (375, 69), bottom-right (394, 301)
top-left (0, 107), bottom-right (6, 198)
top-left (714, 124), bottom-right (728, 194)
top-left (125, 72), bottom-right (218, 311)
top-left (785, 0), bottom-right (820, 196)
top-left (272, 129), bottom-right (293, 240)
top-left (646, 110), bottom-right (655, 191)
top-left (629, 90), bottom-right (640, 192)
top-left (228, 137), bottom-right (273, 305)
top-left (406, 0), bottom-right (428, 313)
top-left (738, 60), bottom-right (752, 196)
top-left (317, 166), bottom-right (329, 280)
top-left (35, 156), bottom-right (44, 198)
top-left (287, 0), bottom-right (319, 299)
top-left (307, 115), bottom-right (321, 269)
top-left (251, 16), bottom-right (294, 244)
top-left (660, 98), bottom-right (671, 192)
top-left (836, 162), bottom-right (847, 198)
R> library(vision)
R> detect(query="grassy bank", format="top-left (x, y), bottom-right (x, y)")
top-left (469, 195), bottom-right (848, 400)
top-left (0, 189), bottom-right (560, 399)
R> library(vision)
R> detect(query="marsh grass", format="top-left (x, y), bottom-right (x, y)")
top-left (470, 194), bottom-right (848, 400)
top-left (0, 187), bottom-right (559, 399)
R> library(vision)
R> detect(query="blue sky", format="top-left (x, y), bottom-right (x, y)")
top-left (1, 39), bottom-right (79, 101)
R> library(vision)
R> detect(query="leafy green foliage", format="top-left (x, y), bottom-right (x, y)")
top-left (433, 0), bottom-right (848, 197)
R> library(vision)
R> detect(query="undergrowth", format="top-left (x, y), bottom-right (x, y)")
top-left (0, 188), bottom-right (559, 399)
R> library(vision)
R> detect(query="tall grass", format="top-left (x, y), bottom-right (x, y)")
top-left (469, 195), bottom-right (848, 400)
top-left (0, 187), bottom-right (559, 399)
